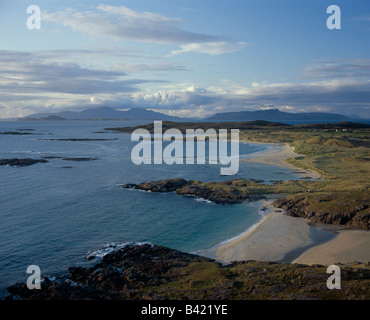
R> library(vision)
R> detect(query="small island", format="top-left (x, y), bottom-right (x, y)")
top-left (0, 158), bottom-right (48, 167)
top-left (121, 178), bottom-right (261, 204)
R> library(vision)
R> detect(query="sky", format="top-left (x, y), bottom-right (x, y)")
top-left (1, 0), bottom-right (370, 119)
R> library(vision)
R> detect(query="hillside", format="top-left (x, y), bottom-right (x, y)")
top-left (21, 107), bottom-right (186, 121)
top-left (207, 109), bottom-right (355, 121)
top-left (6, 244), bottom-right (370, 300)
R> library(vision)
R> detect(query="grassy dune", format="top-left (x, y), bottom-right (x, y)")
top-left (240, 127), bottom-right (370, 192)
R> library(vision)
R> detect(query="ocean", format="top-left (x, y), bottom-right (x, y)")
top-left (0, 120), bottom-right (305, 297)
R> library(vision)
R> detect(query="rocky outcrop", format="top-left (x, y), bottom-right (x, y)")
top-left (131, 178), bottom-right (189, 192)
top-left (274, 192), bottom-right (370, 230)
top-left (41, 138), bottom-right (117, 141)
top-left (121, 178), bottom-right (251, 204)
top-left (6, 243), bottom-right (370, 300)
top-left (6, 244), bottom-right (213, 300)
top-left (175, 184), bottom-right (249, 204)
top-left (0, 131), bottom-right (34, 135)
top-left (61, 157), bottom-right (98, 162)
top-left (0, 158), bottom-right (48, 167)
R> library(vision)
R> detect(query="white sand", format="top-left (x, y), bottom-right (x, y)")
top-left (293, 229), bottom-right (370, 265)
top-left (213, 200), bottom-right (370, 265)
top-left (241, 140), bottom-right (322, 180)
top-left (201, 140), bottom-right (370, 266)
top-left (215, 201), bottom-right (314, 263)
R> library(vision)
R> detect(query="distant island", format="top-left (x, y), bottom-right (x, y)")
top-left (22, 115), bottom-right (67, 121)
top-left (19, 107), bottom-right (186, 121)
top-left (15, 107), bottom-right (367, 123)
top-left (104, 120), bottom-right (370, 134)
top-left (206, 108), bottom-right (359, 121)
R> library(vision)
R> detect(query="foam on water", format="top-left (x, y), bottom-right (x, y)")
top-left (86, 241), bottom-right (154, 260)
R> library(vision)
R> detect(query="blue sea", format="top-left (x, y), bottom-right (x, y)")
top-left (0, 120), bottom-right (311, 297)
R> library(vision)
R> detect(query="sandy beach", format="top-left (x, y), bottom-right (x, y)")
top-left (213, 200), bottom-right (318, 263)
top-left (241, 140), bottom-right (322, 180)
top-left (212, 200), bottom-right (370, 265)
top-left (293, 229), bottom-right (370, 265)
top-left (204, 141), bottom-right (370, 266)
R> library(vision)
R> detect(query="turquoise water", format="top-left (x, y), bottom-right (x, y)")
top-left (0, 120), bottom-right (303, 297)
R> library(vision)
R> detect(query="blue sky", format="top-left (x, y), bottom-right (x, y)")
top-left (1, 0), bottom-right (370, 118)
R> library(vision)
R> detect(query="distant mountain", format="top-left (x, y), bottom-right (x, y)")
top-left (207, 109), bottom-right (354, 122)
top-left (22, 107), bottom-right (185, 121)
top-left (22, 115), bottom-right (67, 121)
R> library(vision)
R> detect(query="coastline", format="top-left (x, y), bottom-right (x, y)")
top-left (200, 140), bottom-right (369, 266)
top-left (207, 200), bottom-right (370, 265)
top-left (205, 199), bottom-right (329, 264)
top-left (240, 139), bottom-right (322, 180)
top-left (196, 197), bottom-right (275, 260)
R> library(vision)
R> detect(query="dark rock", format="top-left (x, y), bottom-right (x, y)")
top-left (121, 178), bottom-right (249, 205)
top-left (0, 131), bottom-right (34, 135)
top-left (274, 192), bottom-right (369, 230)
top-left (6, 244), bottom-right (213, 300)
top-left (136, 178), bottom-right (189, 192)
top-left (62, 157), bottom-right (98, 162)
top-left (42, 156), bottom-right (64, 159)
top-left (0, 158), bottom-right (48, 167)
top-left (175, 185), bottom-right (248, 204)
top-left (41, 138), bottom-right (118, 141)
top-left (6, 243), bottom-right (370, 300)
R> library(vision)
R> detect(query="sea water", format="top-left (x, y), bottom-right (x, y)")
top-left (0, 120), bottom-right (303, 297)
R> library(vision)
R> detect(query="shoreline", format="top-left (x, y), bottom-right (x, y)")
top-left (201, 198), bottom-right (370, 266)
top-left (199, 198), bottom-right (328, 264)
top-left (240, 139), bottom-right (322, 180)
top-left (199, 140), bottom-right (369, 266)
top-left (195, 197), bottom-right (276, 260)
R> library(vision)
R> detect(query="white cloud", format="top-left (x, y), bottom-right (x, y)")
top-left (301, 59), bottom-right (370, 79)
top-left (43, 6), bottom-right (246, 56)
top-left (43, 5), bottom-right (217, 44)
top-left (1, 49), bottom-right (369, 119)
top-left (169, 41), bottom-right (247, 56)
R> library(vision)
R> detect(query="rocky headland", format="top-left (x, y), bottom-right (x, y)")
top-left (6, 243), bottom-right (370, 300)
top-left (274, 192), bottom-right (370, 230)
top-left (121, 178), bottom-right (264, 205)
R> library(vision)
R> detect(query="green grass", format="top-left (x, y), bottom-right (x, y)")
top-left (240, 129), bottom-right (370, 193)
top-left (142, 260), bottom-right (370, 300)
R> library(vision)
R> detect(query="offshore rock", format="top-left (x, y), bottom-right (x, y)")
top-left (0, 158), bottom-right (48, 167)
top-left (121, 178), bottom-right (250, 204)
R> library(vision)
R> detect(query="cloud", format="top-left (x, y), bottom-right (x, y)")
top-left (116, 64), bottom-right (188, 73)
top-left (128, 79), bottom-right (370, 118)
top-left (0, 50), bottom-right (174, 94)
top-left (0, 53), bottom-right (136, 95)
top-left (43, 5), bottom-right (218, 44)
top-left (1, 48), bottom-right (369, 119)
top-left (169, 41), bottom-right (247, 56)
top-left (301, 59), bottom-right (370, 79)
top-left (43, 5), bottom-right (246, 56)
top-left (0, 50), bottom-right (169, 117)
